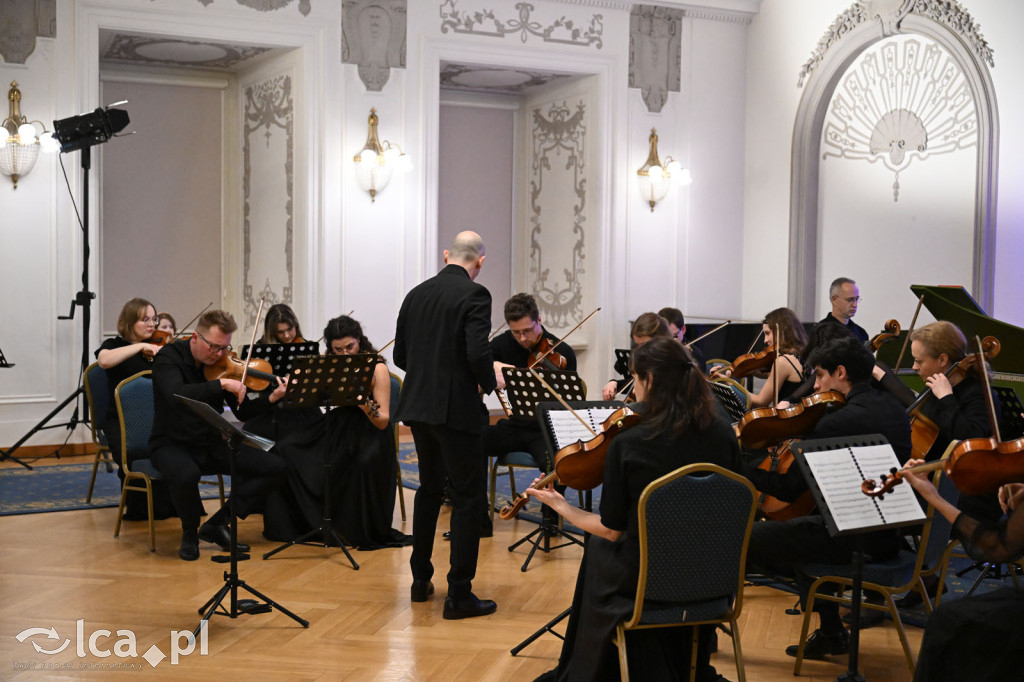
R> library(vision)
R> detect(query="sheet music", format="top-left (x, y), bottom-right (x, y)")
top-left (546, 407), bottom-right (628, 451)
top-left (803, 444), bottom-right (924, 533)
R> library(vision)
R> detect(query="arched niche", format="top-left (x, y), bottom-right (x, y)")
top-left (789, 2), bottom-right (998, 319)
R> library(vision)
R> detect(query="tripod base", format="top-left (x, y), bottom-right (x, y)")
top-left (195, 573), bottom-right (309, 638)
top-left (508, 520), bottom-right (583, 572)
top-left (262, 522), bottom-right (360, 569)
top-left (511, 606), bottom-right (571, 655)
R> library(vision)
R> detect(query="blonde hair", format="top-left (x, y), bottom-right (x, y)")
top-left (911, 321), bottom-right (967, 363)
top-left (631, 312), bottom-right (671, 341)
top-left (116, 298), bottom-right (155, 342)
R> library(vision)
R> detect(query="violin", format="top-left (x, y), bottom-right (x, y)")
top-left (756, 440), bottom-right (817, 520)
top-left (499, 407), bottom-right (640, 520)
top-left (735, 390), bottom-right (846, 450)
top-left (866, 319), bottom-right (901, 354)
top-left (529, 336), bottom-right (568, 370)
top-left (728, 345), bottom-right (777, 380)
top-left (204, 351), bottom-right (286, 392)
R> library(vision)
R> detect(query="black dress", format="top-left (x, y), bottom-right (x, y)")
top-left (94, 337), bottom-right (176, 520)
top-left (550, 419), bottom-right (746, 681)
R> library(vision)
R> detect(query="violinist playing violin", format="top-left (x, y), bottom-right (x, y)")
top-left (600, 312), bottom-right (672, 400)
top-left (902, 468), bottom-right (1024, 682)
top-left (484, 293), bottom-right (577, 530)
top-left (261, 303), bottom-right (305, 344)
top-left (149, 309), bottom-right (288, 561)
top-left (527, 337), bottom-right (745, 682)
top-left (155, 311), bottom-right (176, 336)
top-left (744, 337), bottom-right (911, 661)
top-left (713, 307), bottom-right (807, 407)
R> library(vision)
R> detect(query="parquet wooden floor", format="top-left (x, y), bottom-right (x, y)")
top-left (0, 457), bottom-right (921, 681)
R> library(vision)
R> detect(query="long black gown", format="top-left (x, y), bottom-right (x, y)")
top-left (548, 418), bottom-right (746, 682)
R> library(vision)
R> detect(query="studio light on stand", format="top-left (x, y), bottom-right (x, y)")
top-left (353, 108), bottom-right (411, 203)
top-left (0, 81), bottom-right (60, 189)
top-left (636, 128), bottom-right (691, 212)
top-left (0, 100), bottom-right (130, 469)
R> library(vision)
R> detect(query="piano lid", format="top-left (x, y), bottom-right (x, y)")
top-left (878, 285), bottom-right (1024, 378)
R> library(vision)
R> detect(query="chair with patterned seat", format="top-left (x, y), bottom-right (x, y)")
top-left (614, 463), bottom-right (758, 682)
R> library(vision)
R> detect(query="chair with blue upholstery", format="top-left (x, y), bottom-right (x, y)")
top-left (613, 463), bottom-right (758, 682)
top-left (83, 362), bottom-right (115, 503)
top-left (112, 371), bottom-right (163, 551)
top-left (390, 372), bottom-right (406, 522)
top-left (792, 470), bottom-right (959, 677)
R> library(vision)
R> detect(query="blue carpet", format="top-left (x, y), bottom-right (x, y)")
top-left (397, 442), bottom-right (602, 528)
top-left (0, 464), bottom-right (228, 516)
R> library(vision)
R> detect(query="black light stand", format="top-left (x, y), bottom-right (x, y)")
top-left (0, 106), bottom-right (129, 469)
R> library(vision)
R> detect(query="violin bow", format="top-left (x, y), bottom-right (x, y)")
top-left (744, 327), bottom-right (764, 355)
top-left (315, 310), bottom-right (355, 345)
top-left (488, 321), bottom-right (507, 341)
top-left (170, 301), bottom-right (214, 343)
top-left (615, 377), bottom-right (635, 402)
top-left (378, 338), bottom-right (395, 353)
top-left (892, 294), bottom-right (925, 374)
top-left (528, 307), bottom-right (601, 370)
top-left (527, 367), bottom-right (599, 439)
top-left (241, 298), bottom-right (266, 388)
top-left (772, 323), bottom-right (781, 407)
top-left (975, 335), bottom-right (1002, 442)
top-left (683, 320), bottom-right (731, 349)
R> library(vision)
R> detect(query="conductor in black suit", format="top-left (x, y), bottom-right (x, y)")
top-left (394, 231), bottom-right (498, 619)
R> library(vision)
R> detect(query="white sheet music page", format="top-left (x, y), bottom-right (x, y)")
top-left (546, 407), bottom-right (629, 451)
top-left (803, 444), bottom-right (925, 533)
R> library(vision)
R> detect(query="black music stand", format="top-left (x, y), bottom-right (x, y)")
top-left (261, 353), bottom-right (378, 569)
top-left (792, 436), bottom-right (927, 682)
top-left (241, 342), bottom-right (319, 377)
top-left (174, 395), bottom-right (309, 638)
top-left (499, 368), bottom-right (588, 571)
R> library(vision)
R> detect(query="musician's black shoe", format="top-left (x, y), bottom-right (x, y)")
top-left (443, 593), bottom-right (497, 620)
top-left (198, 521), bottom-right (250, 553)
top-left (410, 579), bottom-right (434, 602)
top-left (178, 529), bottom-right (199, 561)
top-left (443, 526), bottom-right (493, 541)
top-left (843, 609), bottom-right (886, 628)
top-left (785, 628), bottom-right (849, 659)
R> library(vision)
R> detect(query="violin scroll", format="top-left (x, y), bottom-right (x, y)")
top-left (866, 319), bottom-right (901, 354)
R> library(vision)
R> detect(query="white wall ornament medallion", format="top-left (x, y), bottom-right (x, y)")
top-left (529, 101), bottom-right (587, 329)
top-left (822, 36), bottom-right (977, 201)
top-left (440, 0), bottom-right (603, 49)
top-left (243, 75), bottom-right (295, 328)
top-left (342, 0), bottom-right (406, 92)
top-left (628, 5), bottom-right (682, 114)
top-left (0, 0), bottom-right (56, 65)
top-left (174, 0), bottom-right (312, 14)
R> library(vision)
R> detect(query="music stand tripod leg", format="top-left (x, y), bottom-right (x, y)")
top-left (510, 606), bottom-right (571, 656)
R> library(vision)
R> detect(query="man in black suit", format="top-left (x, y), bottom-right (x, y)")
top-left (150, 310), bottom-right (288, 561)
top-left (394, 231), bottom-right (498, 619)
top-left (819, 276), bottom-right (868, 343)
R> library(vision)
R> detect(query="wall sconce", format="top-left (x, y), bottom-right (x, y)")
top-left (636, 128), bottom-right (691, 212)
top-left (0, 81), bottom-right (59, 189)
top-left (353, 108), bottom-right (411, 202)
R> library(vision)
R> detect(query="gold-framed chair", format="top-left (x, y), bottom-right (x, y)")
top-left (84, 362), bottom-right (116, 503)
top-left (112, 371), bottom-right (161, 551)
top-left (614, 463), bottom-right (758, 682)
top-left (389, 372), bottom-right (407, 522)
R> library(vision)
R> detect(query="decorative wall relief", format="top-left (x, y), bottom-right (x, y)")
top-left (342, 0), bottom-right (407, 92)
top-left (529, 101), bottom-right (587, 328)
top-left (243, 74), bottom-right (295, 328)
top-left (628, 5), bottom-right (682, 113)
top-left (102, 34), bottom-right (272, 70)
top-left (177, 0), bottom-right (311, 14)
top-left (798, 0), bottom-right (992, 87)
top-left (0, 0), bottom-right (56, 65)
top-left (822, 36), bottom-right (977, 201)
top-left (440, 0), bottom-right (603, 49)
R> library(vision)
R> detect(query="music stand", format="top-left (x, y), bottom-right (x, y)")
top-left (241, 342), bottom-right (320, 377)
top-left (261, 353), bottom-right (378, 569)
top-left (791, 435), bottom-right (927, 682)
top-left (498, 368), bottom-right (588, 570)
top-left (174, 395), bottom-right (309, 638)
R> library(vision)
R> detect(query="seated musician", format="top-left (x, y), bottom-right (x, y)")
top-left (716, 307), bottom-right (806, 408)
top-left (96, 297), bottom-right (175, 520)
top-left (155, 311), bottom-right (176, 336)
top-left (658, 306), bottom-right (706, 372)
top-left (903, 474), bottom-right (1024, 681)
top-left (744, 336), bottom-right (911, 660)
top-left (527, 337), bottom-right (746, 682)
top-left (484, 293), bottom-right (577, 529)
top-left (600, 312), bottom-right (672, 400)
top-left (149, 309), bottom-right (288, 561)
top-left (819, 277), bottom-right (868, 343)
top-left (261, 303), bottom-right (305, 344)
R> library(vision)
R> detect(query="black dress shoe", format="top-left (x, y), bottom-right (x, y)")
top-left (410, 580), bottom-right (434, 602)
top-left (443, 593), bottom-right (497, 620)
top-left (786, 628), bottom-right (849, 659)
top-left (178, 530), bottom-right (199, 561)
top-left (198, 522), bottom-right (250, 553)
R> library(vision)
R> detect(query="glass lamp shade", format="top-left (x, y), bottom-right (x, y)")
top-left (637, 167), bottom-right (671, 212)
top-left (0, 138), bottom-right (40, 189)
top-left (355, 151), bottom-right (394, 202)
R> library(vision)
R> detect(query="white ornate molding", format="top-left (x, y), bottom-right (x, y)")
top-left (342, 0), bottom-right (407, 92)
top-left (629, 6), bottom-right (683, 113)
top-left (439, 1), bottom-right (604, 49)
top-left (799, 0), bottom-right (993, 87)
top-left (680, 8), bottom-right (752, 25)
top-left (0, 0), bottom-right (56, 65)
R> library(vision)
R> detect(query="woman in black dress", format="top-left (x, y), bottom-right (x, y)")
top-left (528, 337), bottom-right (745, 681)
top-left (95, 297), bottom-right (175, 519)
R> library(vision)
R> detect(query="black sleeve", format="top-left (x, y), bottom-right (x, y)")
top-left (465, 286), bottom-right (496, 394)
top-left (599, 439), bottom-right (629, 532)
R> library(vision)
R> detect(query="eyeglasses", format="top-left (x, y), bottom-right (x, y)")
top-left (509, 324), bottom-right (538, 338)
top-left (196, 331), bottom-right (232, 354)
top-left (844, 296), bottom-right (862, 303)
